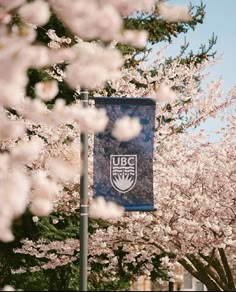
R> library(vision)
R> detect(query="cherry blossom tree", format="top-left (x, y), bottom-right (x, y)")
top-left (10, 59), bottom-right (236, 291)
top-left (87, 114), bottom-right (236, 291)
top-left (0, 0), bottom-right (235, 291)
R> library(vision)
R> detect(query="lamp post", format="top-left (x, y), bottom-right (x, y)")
top-left (169, 280), bottom-right (174, 291)
top-left (79, 89), bottom-right (89, 291)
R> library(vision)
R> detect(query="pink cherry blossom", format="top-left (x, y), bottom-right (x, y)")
top-left (158, 3), bottom-right (192, 23)
top-left (112, 116), bottom-right (142, 141)
top-left (89, 196), bottom-right (124, 219)
top-left (0, 0), bottom-right (25, 12)
top-left (152, 84), bottom-right (178, 103)
top-left (35, 81), bottom-right (59, 101)
top-left (66, 42), bottom-right (123, 89)
top-left (30, 198), bottom-right (53, 217)
top-left (18, 0), bottom-right (50, 26)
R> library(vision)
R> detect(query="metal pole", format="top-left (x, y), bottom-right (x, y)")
top-left (79, 89), bottom-right (89, 291)
top-left (169, 281), bottom-right (174, 291)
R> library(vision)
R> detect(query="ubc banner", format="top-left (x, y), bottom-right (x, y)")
top-left (93, 97), bottom-right (156, 211)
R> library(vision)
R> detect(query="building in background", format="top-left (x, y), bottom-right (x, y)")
top-left (130, 270), bottom-right (207, 291)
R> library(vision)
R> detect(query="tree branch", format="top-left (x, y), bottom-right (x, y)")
top-left (198, 249), bottom-right (228, 286)
top-left (218, 248), bottom-right (236, 291)
top-left (184, 254), bottom-right (223, 291)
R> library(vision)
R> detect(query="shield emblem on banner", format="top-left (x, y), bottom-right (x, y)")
top-left (110, 155), bottom-right (137, 193)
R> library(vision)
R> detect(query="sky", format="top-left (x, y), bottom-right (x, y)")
top-left (161, 0), bottom-right (236, 138)
top-left (167, 0), bottom-right (236, 91)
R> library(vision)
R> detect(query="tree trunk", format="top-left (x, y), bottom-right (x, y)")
top-left (218, 248), bottom-right (236, 291)
top-left (179, 250), bottom-right (236, 292)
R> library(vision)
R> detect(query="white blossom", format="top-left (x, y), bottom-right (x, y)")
top-left (32, 216), bottom-right (39, 223)
top-left (46, 157), bottom-right (78, 182)
top-left (75, 107), bottom-right (108, 133)
top-left (89, 196), bottom-right (124, 219)
top-left (120, 30), bottom-right (148, 48)
top-left (99, 0), bottom-right (155, 16)
top-left (52, 219), bottom-right (59, 224)
top-left (31, 170), bottom-right (60, 201)
top-left (0, 170), bottom-right (30, 241)
top-left (30, 198), bottom-right (53, 217)
top-left (48, 0), bottom-right (123, 41)
top-left (158, 3), bottom-right (191, 23)
top-left (18, 0), bottom-right (50, 26)
top-left (152, 84), bottom-right (178, 103)
top-left (0, 13), bottom-right (11, 24)
top-left (0, 112), bottom-right (25, 139)
top-left (35, 81), bottom-right (59, 101)
top-left (0, 0), bottom-right (25, 12)
top-left (10, 136), bottom-right (44, 165)
top-left (112, 116), bottom-right (142, 141)
top-left (66, 42), bottom-right (123, 89)
top-left (2, 285), bottom-right (15, 291)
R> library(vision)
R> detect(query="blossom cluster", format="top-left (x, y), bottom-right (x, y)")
top-left (12, 104), bottom-right (236, 274)
top-left (0, 0), bottom-right (195, 242)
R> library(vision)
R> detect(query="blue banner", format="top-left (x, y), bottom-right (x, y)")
top-left (93, 97), bottom-right (156, 211)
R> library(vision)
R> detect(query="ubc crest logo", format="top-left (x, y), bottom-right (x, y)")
top-left (110, 155), bottom-right (137, 193)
